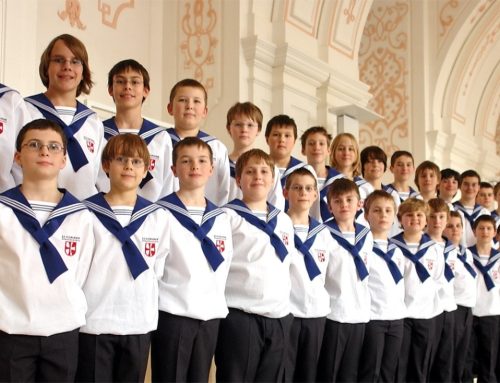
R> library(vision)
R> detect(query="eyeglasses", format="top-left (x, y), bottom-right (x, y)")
top-left (113, 78), bottom-right (144, 87)
top-left (49, 56), bottom-right (83, 67)
top-left (22, 140), bottom-right (65, 154)
top-left (289, 185), bottom-right (316, 193)
top-left (113, 156), bottom-right (145, 168)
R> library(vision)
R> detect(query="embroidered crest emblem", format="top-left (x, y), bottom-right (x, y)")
top-left (145, 242), bottom-right (156, 257)
top-left (86, 138), bottom-right (95, 153)
top-left (282, 233), bottom-right (289, 246)
top-left (317, 251), bottom-right (326, 263)
top-left (216, 239), bottom-right (225, 253)
top-left (64, 241), bottom-right (77, 256)
top-left (0, 120), bottom-right (4, 134)
top-left (427, 259), bottom-right (434, 270)
top-left (149, 158), bottom-right (156, 171)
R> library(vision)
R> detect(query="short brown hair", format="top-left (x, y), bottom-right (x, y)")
top-left (16, 119), bottom-right (67, 154)
top-left (397, 198), bottom-right (429, 222)
top-left (427, 197), bottom-right (450, 218)
top-left (39, 34), bottom-right (93, 97)
top-left (264, 115), bottom-right (298, 140)
top-left (364, 190), bottom-right (395, 214)
top-left (226, 102), bottom-right (263, 131)
top-left (285, 167), bottom-right (317, 190)
top-left (449, 210), bottom-right (463, 226)
top-left (108, 59), bottom-right (150, 91)
top-left (327, 178), bottom-right (360, 202)
top-left (472, 214), bottom-right (496, 231)
top-left (360, 145), bottom-right (387, 176)
top-left (172, 137), bottom-right (213, 165)
top-left (415, 161), bottom-right (441, 187)
top-left (300, 126), bottom-right (332, 151)
top-left (235, 149), bottom-right (275, 179)
top-left (329, 133), bottom-right (361, 177)
top-left (169, 78), bottom-right (207, 105)
top-left (101, 134), bottom-right (150, 170)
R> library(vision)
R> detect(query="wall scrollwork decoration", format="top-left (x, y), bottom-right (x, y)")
top-left (98, 0), bottom-right (135, 29)
top-left (58, 0), bottom-right (86, 30)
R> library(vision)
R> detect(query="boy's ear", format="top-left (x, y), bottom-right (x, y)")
top-left (235, 176), bottom-right (241, 188)
top-left (14, 151), bottom-right (21, 167)
top-left (171, 164), bottom-right (177, 177)
top-left (167, 103), bottom-right (173, 115)
top-left (283, 187), bottom-right (289, 200)
top-left (108, 86), bottom-right (114, 98)
top-left (102, 161), bottom-right (110, 178)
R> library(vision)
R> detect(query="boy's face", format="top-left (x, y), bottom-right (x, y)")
top-left (266, 125), bottom-right (296, 161)
top-left (473, 221), bottom-right (496, 244)
top-left (390, 155), bottom-right (414, 182)
top-left (171, 145), bottom-right (213, 190)
top-left (46, 39), bottom-right (83, 95)
top-left (167, 86), bottom-right (207, 131)
top-left (417, 169), bottom-right (439, 194)
top-left (227, 114), bottom-right (259, 150)
top-left (363, 157), bottom-right (385, 182)
top-left (302, 133), bottom-right (330, 166)
top-left (334, 137), bottom-right (357, 170)
top-left (476, 187), bottom-right (494, 209)
top-left (109, 69), bottom-right (149, 109)
top-left (400, 210), bottom-right (427, 234)
top-left (364, 198), bottom-right (395, 234)
top-left (284, 174), bottom-right (318, 211)
top-left (15, 129), bottom-right (67, 180)
top-left (444, 216), bottom-right (462, 245)
top-left (439, 177), bottom-right (458, 201)
top-left (102, 153), bottom-right (148, 193)
top-left (460, 176), bottom-right (480, 201)
top-left (237, 158), bottom-right (274, 203)
top-left (328, 191), bottom-right (362, 224)
top-left (427, 211), bottom-right (448, 237)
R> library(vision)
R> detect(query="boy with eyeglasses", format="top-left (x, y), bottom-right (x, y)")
top-left (97, 59), bottom-right (174, 201)
top-left (76, 133), bottom-right (170, 382)
top-left (0, 119), bottom-right (94, 381)
top-left (283, 167), bottom-right (339, 382)
top-left (0, 83), bottom-right (32, 192)
top-left (23, 34), bottom-right (104, 200)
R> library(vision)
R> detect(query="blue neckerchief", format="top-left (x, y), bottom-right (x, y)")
top-left (0, 187), bottom-right (86, 283)
top-left (85, 193), bottom-right (159, 279)
top-left (229, 159), bottom-right (236, 179)
top-left (324, 218), bottom-right (370, 281)
top-left (225, 199), bottom-right (288, 261)
top-left (25, 93), bottom-right (95, 172)
top-left (102, 117), bottom-right (165, 188)
top-left (383, 184), bottom-right (419, 203)
top-left (443, 238), bottom-right (455, 282)
top-left (452, 202), bottom-right (485, 228)
top-left (456, 245), bottom-right (477, 278)
top-left (391, 232), bottom-right (434, 283)
top-left (293, 218), bottom-right (323, 280)
top-left (372, 240), bottom-right (403, 284)
top-left (470, 245), bottom-right (500, 291)
top-left (319, 167), bottom-right (343, 222)
top-left (0, 84), bottom-right (13, 98)
top-left (157, 193), bottom-right (225, 271)
top-left (167, 127), bottom-right (216, 145)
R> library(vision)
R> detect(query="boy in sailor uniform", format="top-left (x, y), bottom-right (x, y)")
top-left (360, 145), bottom-right (388, 192)
top-left (0, 83), bottom-right (32, 192)
top-left (166, 78), bottom-right (230, 206)
top-left (443, 211), bottom-right (477, 382)
top-left (76, 134), bottom-right (169, 382)
top-left (265, 114), bottom-right (306, 212)
top-left (317, 178), bottom-right (374, 382)
top-left (225, 101), bottom-right (285, 210)
top-left (152, 137), bottom-right (233, 382)
top-left (384, 150), bottom-right (419, 237)
top-left (0, 119), bottom-right (94, 382)
top-left (469, 215), bottom-right (500, 382)
top-left (358, 190), bottom-right (407, 383)
top-left (392, 198), bottom-right (444, 383)
top-left (453, 170), bottom-right (490, 247)
top-left (283, 167), bottom-right (340, 382)
top-left (476, 182), bottom-right (495, 212)
top-left (97, 59), bottom-right (174, 201)
top-left (426, 198), bottom-right (457, 383)
top-left (215, 149), bottom-right (295, 382)
top-left (22, 34), bottom-right (104, 200)
top-left (300, 126), bottom-right (342, 222)
top-left (414, 161), bottom-right (440, 202)
top-left (439, 168), bottom-right (461, 209)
